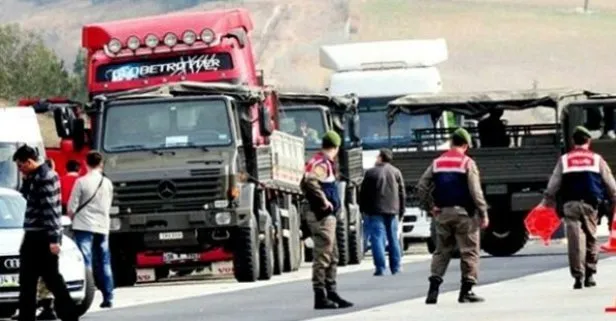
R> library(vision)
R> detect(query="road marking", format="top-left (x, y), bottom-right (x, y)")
top-left (88, 254), bottom-right (432, 314)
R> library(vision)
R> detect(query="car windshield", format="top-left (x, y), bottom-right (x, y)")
top-left (0, 143), bottom-right (18, 189)
top-left (0, 193), bottom-right (26, 229)
top-left (353, 97), bottom-right (433, 150)
top-left (279, 108), bottom-right (327, 149)
top-left (103, 99), bottom-right (233, 152)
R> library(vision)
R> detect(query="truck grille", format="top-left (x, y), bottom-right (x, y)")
top-left (114, 168), bottom-right (225, 214)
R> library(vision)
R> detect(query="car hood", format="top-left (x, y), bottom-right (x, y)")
top-left (0, 228), bottom-right (77, 256)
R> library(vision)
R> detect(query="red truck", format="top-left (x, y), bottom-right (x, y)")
top-left (21, 8), bottom-right (305, 285)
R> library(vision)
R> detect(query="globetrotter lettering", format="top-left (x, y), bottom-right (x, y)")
top-left (106, 54), bottom-right (224, 82)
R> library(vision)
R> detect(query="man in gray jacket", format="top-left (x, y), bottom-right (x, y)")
top-left (67, 151), bottom-right (115, 308)
top-left (360, 148), bottom-right (406, 275)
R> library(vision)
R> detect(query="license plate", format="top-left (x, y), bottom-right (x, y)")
top-left (159, 231), bottom-right (183, 240)
top-left (211, 261), bottom-right (234, 276)
top-left (163, 252), bottom-right (200, 263)
top-left (0, 274), bottom-right (19, 287)
top-left (136, 269), bottom-right (156, 283)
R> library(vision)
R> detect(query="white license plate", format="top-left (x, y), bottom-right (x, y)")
top-left (159, 231), bottom-right (184, 240)
top-left (136, 269), bottom-right (156, 283)
top-left (211, 261), bottom-right (234, 276)
top-left (0, 274), bottom-right (19, 287)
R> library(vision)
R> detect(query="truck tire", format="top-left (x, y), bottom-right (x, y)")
top-left (233, 214), bottom-right (260, 282)
top-left (336, 211), bottom-right (350, 267)
top-left (155, 268), bottom-right (170, 280)
top-left (259, 216), bottom-right (274, 280)
top-left (481, 224), bottom-right (528, 257)
top-left (283, 205), bottom-right (302, 272)
top-left (74, 268), bottom-right (96, 317)
top-left (303, 244), bottom-right (313, 263)
top-left (0, 305), bottom-right (16, 319)
top-left (111, 249), bottom-right (136, 287)
top-left (272, 206), bottom-right (285, 275)
top-left (347, 214), bottom-right (363, 264)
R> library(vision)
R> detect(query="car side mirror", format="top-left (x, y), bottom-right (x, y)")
top-left (60, 215), bottom-right (72, 227)
top-left (53, 107), bottom-right (76, 138)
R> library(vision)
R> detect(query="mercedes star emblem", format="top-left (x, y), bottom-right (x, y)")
top-left (157, 180), bottom-right (177, 199)
top-left (3, 258), bottom-right (20, 270)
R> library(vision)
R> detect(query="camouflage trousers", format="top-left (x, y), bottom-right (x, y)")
top-left (563, 201), bottom-right (599, 279)
top-left (306, 211), bottom-right (338, 291)
top-left (430, 207), bottom-right (481, 283)
top-left (37, 278), bottom-right (53, 300)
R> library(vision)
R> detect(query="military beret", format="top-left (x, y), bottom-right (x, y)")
top-left (452, 127), bottom-right (472, 147)
top-left (573, 125), bottom-right (592, 138)
top-left (322, 130), bottom-right (341, 147)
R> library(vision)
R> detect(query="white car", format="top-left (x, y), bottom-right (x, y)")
top-left (0, 188), bottom-right (95, 319)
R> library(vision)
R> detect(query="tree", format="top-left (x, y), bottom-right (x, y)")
top-left (0, 24), bottom-right (79, 102)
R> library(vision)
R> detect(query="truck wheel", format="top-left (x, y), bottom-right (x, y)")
top-left (259, 217), bottom-right (274, 280)
top-left (155, 267), bottom-right (170, 280)
top-left (482, 224), bottom-right (528, 257)
top-left (74, 268), bottom-right (95, 317)
top-left (283, 205), bottom-right (302, 272)
top-left (347, 214), bottom-right (363, 264)
top-left (233, 214), bottom-right (260, 282)
top-left (0, 305), bottom-right (16, 319)
top-left (272, 206), bottom-right (284, 275)
top-left (336, 212), bottom-right (350, 267)
top-left (111, 251), bottom-right (136, 287)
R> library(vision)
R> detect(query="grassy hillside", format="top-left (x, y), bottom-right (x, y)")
top-left (349, 0), bottom-right (616, 93)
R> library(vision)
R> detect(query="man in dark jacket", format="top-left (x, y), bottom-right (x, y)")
top-left (300, 131), bottom-right (353, 310)
top-left (12, 145), bottom-right (79, 321)
top-left (360, 148), bottom-right (405, 275)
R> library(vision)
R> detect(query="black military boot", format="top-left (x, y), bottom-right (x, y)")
top-left (458, 280), bottom-right (485, 303)
top-left (37, 300), bottom-right (58, 320)
top-left (314, 288), bottom-right (338, 310)
top-left (573, 277), bottom-right (583, 289)
top-left (327, 290), bottom-right (353, 308)
top-left (584, 274), bottom-right (596, 288)
top-left (425, 276), bottom-right (443, 305)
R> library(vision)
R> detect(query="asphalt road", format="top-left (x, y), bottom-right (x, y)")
top-left (85, 240), bottom-right (606, 321)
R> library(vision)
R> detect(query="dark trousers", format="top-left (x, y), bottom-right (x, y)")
top-left (19, 232), bottom-right (77, 321)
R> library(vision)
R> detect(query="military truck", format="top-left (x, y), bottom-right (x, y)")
top-left (278, 93), bottom-right (364, 265)
top-left (386, 89), bottom-right (590, 256)
top-left (560, 93), bottom-right (616, 230)
top-left (37, 82), bottom-right (305, 284)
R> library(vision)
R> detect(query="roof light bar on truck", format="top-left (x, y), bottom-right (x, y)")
top-left (319, 39), bottom-right (448, 72)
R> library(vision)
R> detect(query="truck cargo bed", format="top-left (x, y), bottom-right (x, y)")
top-left (392, 146), bottom-right (561, 186)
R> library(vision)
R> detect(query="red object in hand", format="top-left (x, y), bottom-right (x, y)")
top-left (525, 205), bottom-right (561, 246)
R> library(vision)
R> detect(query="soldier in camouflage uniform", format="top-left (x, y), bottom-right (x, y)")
top-left (416, 128), bottom-right (490, 305)
top-left (541, 126), bottom-right (616, 289)
top-left (300, 131), bottom-right (353, 310)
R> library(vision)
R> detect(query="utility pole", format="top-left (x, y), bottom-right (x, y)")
top-left (584, 0), bottom-right (590, 13)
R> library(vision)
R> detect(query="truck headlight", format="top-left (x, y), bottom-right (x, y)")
top-left (215, 212), bottom-right (231, 225)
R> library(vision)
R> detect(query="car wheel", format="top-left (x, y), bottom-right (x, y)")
top-left (74, 268), bottom-right (95, 317)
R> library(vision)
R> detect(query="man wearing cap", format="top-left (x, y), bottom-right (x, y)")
top-left (416, 128), bottom-right (489, 305)
top-left (360, 148), bottom-right (405, 276)
top-left (540, 126), bottom-right (616, 289)
top-left (300, 130), bottom-right (353, 310)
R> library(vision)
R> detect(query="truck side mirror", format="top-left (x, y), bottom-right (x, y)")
top-left (71, 118), bottom-right (86, 151)
top-left (349, 114), bottom-right (361, 142)
top-left (258, 105), bottom-right (273, 137)
top-left (53, 107), bottom-right (74, 138)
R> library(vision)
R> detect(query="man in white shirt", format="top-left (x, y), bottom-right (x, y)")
top-left (67, 151), bottom-right (115, 308)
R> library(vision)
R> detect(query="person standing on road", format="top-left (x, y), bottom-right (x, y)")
top-left (360, 148), bottom-right (405, 276)
top-left (300, 131), bottom-right (353, 310)
top-left (540, 126), bottom-right (616, 289)
top-left (67, 151), bottom-right (115, 308)
top-left (12, 145), bottom-right (79, 321)
top-left (415, 128), bottom-right (489, 305)
top-left (60, 160), bottom-right (81, 214)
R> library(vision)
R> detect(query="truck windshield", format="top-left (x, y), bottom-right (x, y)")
top-left (0, 193), bottom-right (26, 229)
top-left (356, 97), bottom-right (433, 150)
top-left (279, 108), bottom-right (326, 149)
top-left (103, 99), bottom-right (233, 152)
top-left (0, 143), bottom-right (18, 189)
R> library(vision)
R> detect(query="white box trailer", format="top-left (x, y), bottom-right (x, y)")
top-left (320, 39), bottom-right (450, 246)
